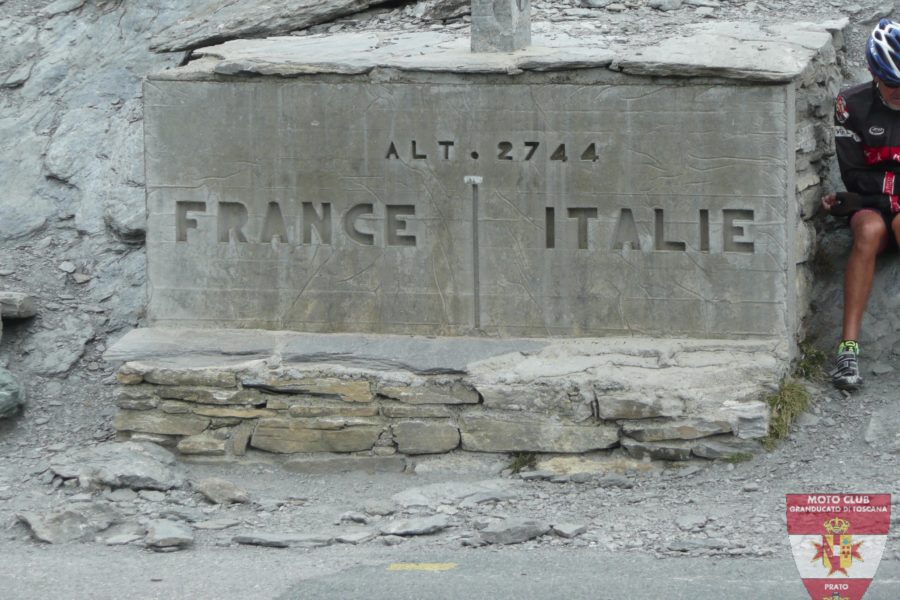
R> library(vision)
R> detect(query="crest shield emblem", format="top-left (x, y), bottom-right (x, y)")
top-left (787, 494), bottom-right (891, 600)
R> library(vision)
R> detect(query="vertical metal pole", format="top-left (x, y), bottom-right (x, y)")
top-left (464, 176), bottom-right (483, 330)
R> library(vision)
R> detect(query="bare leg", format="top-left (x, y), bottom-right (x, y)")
top-left (842, 210), bottom-right (890, 341)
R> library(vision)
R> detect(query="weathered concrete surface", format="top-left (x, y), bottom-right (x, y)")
top-left (146, 43), bottom-right (800, 339)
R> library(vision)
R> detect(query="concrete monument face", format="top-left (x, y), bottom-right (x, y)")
top-left (145, 79), bottom-right (793, 338)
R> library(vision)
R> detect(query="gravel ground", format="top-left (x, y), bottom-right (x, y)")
top-left (0, 371), bottom-right (898, 599)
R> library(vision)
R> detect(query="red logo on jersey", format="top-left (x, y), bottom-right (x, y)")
top-left (863, 146), bottom-right (900, 164)
top-left (836, 96), bottom-right (850, 124)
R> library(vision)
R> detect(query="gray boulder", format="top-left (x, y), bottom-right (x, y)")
top-left (192, 477), bottom-right (250, 505)
top-left (17, 504), bottom-right (120, 544)
top-left (419, 0), bottom-right (469, 20)
top-left (480, 518), bottom-right (550, 545)
top-left (145, 519), bottom-right (194, 550)
top-left (50, 442), bottom-right (185, 491)
top-left (0, 368), bottom-right (24, 419)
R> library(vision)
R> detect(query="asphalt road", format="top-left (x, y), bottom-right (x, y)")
top-left (278, 549), bottom-right (900, 600)
top-left (4, 543), bottom-right (898, 600)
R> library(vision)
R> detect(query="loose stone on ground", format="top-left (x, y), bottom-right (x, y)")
top-left (233, 532), bottom-right (335, 549)
top-left (49, 442), bottom-right (185, 491)
top-left (192, 477), bottom-right (250, 504)
top-left (17, 504), bottom-right (120, 544)
top-left (144, 519), bottom-right (194, 550)
top-left (0, 367), bottom-right (24, 419)
top-left (378, 515), bottom-right (452, 536)
top-left (480, 518), bottom-right (551, 545)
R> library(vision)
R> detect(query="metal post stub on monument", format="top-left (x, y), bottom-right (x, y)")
top-left (786, 494), bottom-right (891, 600)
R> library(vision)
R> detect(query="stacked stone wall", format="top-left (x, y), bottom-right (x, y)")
top-left (110, 334), bottom-right (776, 462)
top-left (793, 28), bottom-right (843, 341)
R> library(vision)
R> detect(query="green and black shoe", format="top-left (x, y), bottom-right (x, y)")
top-left (830, 341), bottom-right (863, 391)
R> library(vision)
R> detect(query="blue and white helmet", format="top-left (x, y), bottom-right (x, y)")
top-left (867, 18), bottom-right (900, 85)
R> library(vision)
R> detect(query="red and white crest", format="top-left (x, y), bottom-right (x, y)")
top-left (787, 494), bottom-right (891, 600)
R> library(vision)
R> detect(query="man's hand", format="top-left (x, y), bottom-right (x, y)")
top-left (823, 192), bottom-right (865, 217)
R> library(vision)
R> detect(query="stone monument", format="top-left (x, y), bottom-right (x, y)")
top-left (106, 8), bottom-right (843, 463)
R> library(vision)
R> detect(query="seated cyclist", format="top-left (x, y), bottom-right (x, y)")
top-left (821, 18), bottom-right (900, 390)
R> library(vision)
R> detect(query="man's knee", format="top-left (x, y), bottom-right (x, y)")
top-left (851, 211), bottom-right (889, 252)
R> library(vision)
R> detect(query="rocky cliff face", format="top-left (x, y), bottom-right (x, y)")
top-left (1, 0), bottom-right (198, 439)
top-left (0, 0), bottom-right (894, 444)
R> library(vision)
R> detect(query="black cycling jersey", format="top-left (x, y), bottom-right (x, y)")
top-left (834, 81), bottom-right (900, 214)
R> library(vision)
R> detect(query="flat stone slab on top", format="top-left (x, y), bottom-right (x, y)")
top-left (106, 327), bottom-right (785, 443)
top-left (168, 20), bottom-right (847, 82)
top-left (106, 327), bottom-right (787, 376)
top-left (105, 327), bottom-right (548, 374)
